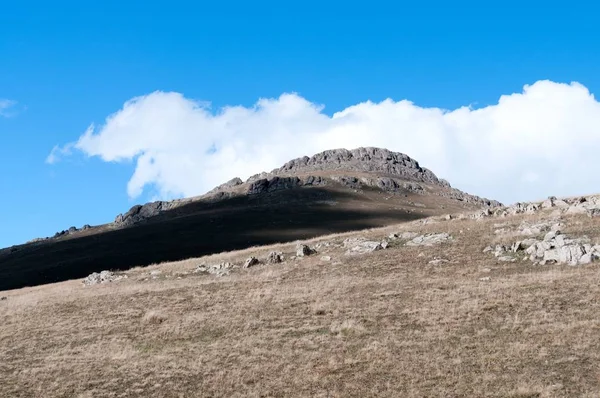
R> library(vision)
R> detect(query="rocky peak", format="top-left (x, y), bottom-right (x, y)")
top-left (249, 147), bottom-right (450, 188)
top-left (111, 147), bottom-right (500, 228)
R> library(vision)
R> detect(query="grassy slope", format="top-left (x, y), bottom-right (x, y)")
top-left (0, 183), bottom-right (474, 291)
top-left (2, 209), bottom-right (600, 397)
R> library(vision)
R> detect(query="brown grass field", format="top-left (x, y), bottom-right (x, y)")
top-left (2, 209), bottom-right (600, 397)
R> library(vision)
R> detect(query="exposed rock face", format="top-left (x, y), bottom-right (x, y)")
top-left (248, 176), bottom-right (302, 195)
top-left (271, 147), bottom-right (446, 185)
top-left (205, 177), bottom-right (243, 195)
top-left (114, 200), bottom-right (180, 227)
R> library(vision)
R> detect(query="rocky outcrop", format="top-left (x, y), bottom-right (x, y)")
top-left (248, 176), bottom-right (302, 195)
top-left (487, 231), bottom-right (600, 266)
top-left (114, 200), bottom-right (181, 227)
top-left (405, 233), bottom-right (452, 246)
top-left (195, 262), bottom-right (233, 277)
top-left (343, 237), bottom-right (388, 255)
top-left (205, 177), bottom-right (243, 195)
top-left (271, 147), bottom-right (447, 186)
top-left (461, 194), bottom-right (600, 222)
top-left (83, 271), bottom-right (127, 286)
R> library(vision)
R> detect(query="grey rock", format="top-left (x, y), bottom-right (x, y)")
top-left (405, 233), bottom-right (452, 247)
top-left (114, 200), bottom-right (180, 227)
top-left (544, 231), bottom-right (560, 242)
top-left (248, 176), bottom-right (302, 195)
top-left (243, 257), bottom-right (260, 268)
top-left (266, 251), bottom-right (284, 264)
top-left (195, 261), bottom-right (233, 276)
top-left (343, 237), bottom-right (387, 255)
top-left (296, 244), bottom-right (316, 257)
top-left (303, 175), bottom-right (326, 186)
top-left (83, 270), bottom-right (127, 286)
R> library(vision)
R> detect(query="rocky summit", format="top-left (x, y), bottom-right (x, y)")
top-left (0, 147), bottom-right (499, 291)
top-left (113, 147), bottom-right (500, 228)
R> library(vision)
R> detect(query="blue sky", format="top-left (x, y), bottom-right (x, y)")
top-left (1, 1), bottom-right (599, 248)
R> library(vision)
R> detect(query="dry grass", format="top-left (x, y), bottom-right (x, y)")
top-left (2, 211), bottom-right (600, 397)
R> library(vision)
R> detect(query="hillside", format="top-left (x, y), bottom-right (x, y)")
top-left (1, 193), bottom-right (600, 397)
top-left (0, 147), bottom-right (498, 291)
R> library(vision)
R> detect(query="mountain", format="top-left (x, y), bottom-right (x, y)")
top-left (0, 147), bottom-right (499, 291)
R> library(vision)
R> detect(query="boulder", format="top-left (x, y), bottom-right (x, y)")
top-left (243, 257), bottom-right (260, 268)
top-left (266, 251), bottom-right (284, 264)
top-left (296, 244), bottom-right (316, 257)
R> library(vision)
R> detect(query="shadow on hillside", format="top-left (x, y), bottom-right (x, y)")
top-left (0, 187), bottom-right (424, 291)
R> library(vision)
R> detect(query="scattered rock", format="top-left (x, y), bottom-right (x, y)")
top-left (195, 262), bottom-right (233, 277)
top-left (0, 297), bottom-right (6, 301)
top-left (243, 257), bottom-right (260, 268)
top-left (83, 271), bottom-right (127, 286)
top-left (405, 233), bottom-right (452, 246)
top-left (343, 237), bottom-right (387, 255)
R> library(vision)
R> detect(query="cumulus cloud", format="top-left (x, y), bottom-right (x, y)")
top-left (0, 99), bottom-right (17, 117)
top-left (49, 80), bottom-right (600, 204)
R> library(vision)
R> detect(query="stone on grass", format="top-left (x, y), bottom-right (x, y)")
top-left (405, 233), bottom-right (452, 247)
top-left (83, 270), bottom-right (127, 286)
top-left (243, 257), bottom-right (260, 268)
top-left (296, 244), bottom-right (316, 257)
top-left (266, 251), bottom-right (284, 264)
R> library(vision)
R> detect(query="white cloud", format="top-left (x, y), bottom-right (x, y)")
top-left (0, 99), bottom-right (17, 117)
top-left (49, 81), bottom-right (600, 204)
